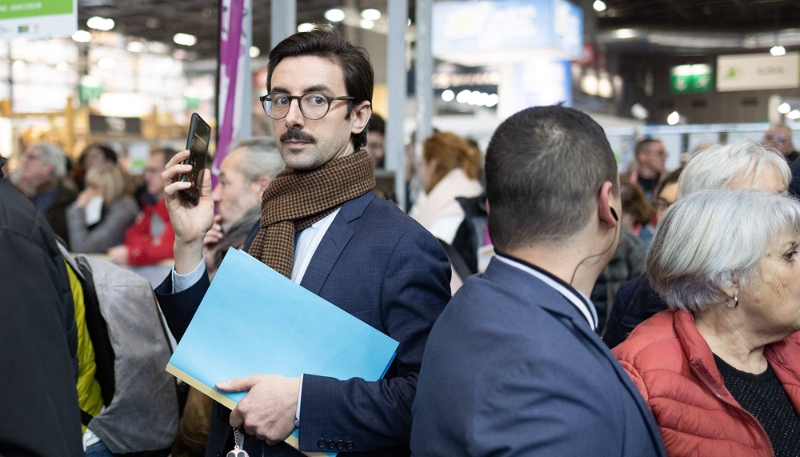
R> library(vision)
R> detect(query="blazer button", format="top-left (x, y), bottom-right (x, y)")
top-left (336, 440), bottom-right (345, 450)
top-left (317, 439), bottom-right (326, 449)
top-left (346, 441), bottom-right (355, 450)
top-left (327, 440), bottom-right (337, 450)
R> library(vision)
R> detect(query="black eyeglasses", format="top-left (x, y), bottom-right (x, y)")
top-left (260, 92), bottom-right (354, 120)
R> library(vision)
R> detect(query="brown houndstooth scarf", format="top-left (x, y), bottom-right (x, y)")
top-left (247, 149), bottom-right (375, 277)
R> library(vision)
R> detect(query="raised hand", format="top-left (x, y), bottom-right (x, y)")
top-left (162, 150), bottom-right (215, 274)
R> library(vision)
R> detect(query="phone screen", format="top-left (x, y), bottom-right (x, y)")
top-left (180, 113), bottom-right (211, 205)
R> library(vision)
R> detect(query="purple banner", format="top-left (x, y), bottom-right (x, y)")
top-left (214, 0), bottom-right (245, 186)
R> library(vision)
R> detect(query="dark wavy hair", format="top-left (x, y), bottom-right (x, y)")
top-left (267, 24), bottom-right (374, 152)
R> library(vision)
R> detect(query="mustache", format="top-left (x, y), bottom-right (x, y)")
top-left (280, 129), bottom-right (316, 143)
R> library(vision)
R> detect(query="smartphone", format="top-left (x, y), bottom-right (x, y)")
top-left (179, 113), bottom-right (211, 205)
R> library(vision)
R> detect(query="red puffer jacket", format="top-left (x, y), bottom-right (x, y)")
top-left (612, 310), bottom-right (800, 457)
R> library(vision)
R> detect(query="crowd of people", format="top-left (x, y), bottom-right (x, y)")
top-left (4, 24), bottom-right (800, 457)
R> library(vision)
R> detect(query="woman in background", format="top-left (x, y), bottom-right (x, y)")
top-left (66, 164), bottom-right (138, 253)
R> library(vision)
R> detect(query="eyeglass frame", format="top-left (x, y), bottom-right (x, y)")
top-left (259, 92), bottom-right (355, 120)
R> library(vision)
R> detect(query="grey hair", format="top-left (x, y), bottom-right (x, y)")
top-left (678, 139), bottom-right (790, 197)
top-left (648, 189), bottom-right (800, 312)
top-left (29, 142), bottom-right (65, 178)
top-left (227, 137), bottom-right (284, 181)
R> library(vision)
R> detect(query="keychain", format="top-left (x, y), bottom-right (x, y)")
top-left (227, 428), bottom-right (250, 457)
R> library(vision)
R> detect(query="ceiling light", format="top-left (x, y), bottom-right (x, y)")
top-left (297, 22), bottom-right (315, 33)
top-left (615, 28), bottom-right (636, 39)
top-left (788, 110), bottom-right (800, 120)
top-left (593, 0), bottom-right (607, 12)
top-left (87, 16), bottom-right (115, 31)
top-left (779, 103), bottom-right (792, 114)
top-left (325, 8), bottom-right (345, 22)
top-left (56, 61), bottom-right (69, 72)
top-left (361, 8), bottom-right (381, 21)
top-left (97, 57), bottom-right (115, 69)
top-left (173, 33), bottom-right (197, 46)
top-left (249, 46), bottom-right (260, 58)
top-left (360, 19), bottom-right (374, 29)
top-left (72, 30), bottom-right (92, 42)
top-left (667, 111), bottom-right (680, 125)
top-left (771, 45), bottom-right (786, 56)
top-left (485, 94), bottom-right (499, 107)
top-left (11, 60), bottom-right (25, 70)
top-left (456, 90), bottom-right (470, 104)
top-left (441, 90), bottom-right (455, 102)
top-left (126, 41), bottom-right (145, 52)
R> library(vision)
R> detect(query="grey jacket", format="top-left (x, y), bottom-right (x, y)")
top-left (66, 196), bottom-right (139, 253)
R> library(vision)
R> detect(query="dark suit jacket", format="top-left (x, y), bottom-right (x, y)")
top-left (410, 256), bottom-right (667, 457)
top-left (155, 190), bottom-right (451, 456)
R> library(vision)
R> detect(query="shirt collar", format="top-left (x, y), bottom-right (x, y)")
top-left (495, 251), bottom-right (598, 331)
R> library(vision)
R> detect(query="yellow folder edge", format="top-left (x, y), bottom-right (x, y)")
top-left (166, 363), bottom-right (330, 457)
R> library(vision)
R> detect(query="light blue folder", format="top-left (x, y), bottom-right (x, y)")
top-left (166, 248), bottom-right (399, 457)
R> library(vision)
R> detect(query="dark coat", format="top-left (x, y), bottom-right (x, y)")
top-left (0, 158), bottom-right (83, 457)
top-left (33, 179), bottom-right (78, 249)
top-left (411, 257), bottom-right (667, 457)
top-left (155, 190), bottom-right (452, 456)
top-left (602, 274), bottom-right (668, 349)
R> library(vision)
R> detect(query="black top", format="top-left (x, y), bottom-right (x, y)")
top-left (714, 354), bottom-right (800, 457)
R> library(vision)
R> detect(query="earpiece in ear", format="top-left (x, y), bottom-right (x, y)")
top-left (610, 207), bottom-right (619, 221)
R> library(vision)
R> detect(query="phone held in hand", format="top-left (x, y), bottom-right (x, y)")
top-left (179, 113), bottom-right (211, 205)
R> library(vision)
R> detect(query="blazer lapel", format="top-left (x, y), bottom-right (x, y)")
top-left (299, 215), bottom-right (354, 295)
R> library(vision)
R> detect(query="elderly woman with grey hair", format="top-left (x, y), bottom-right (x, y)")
top-left (604, 139), bottom-right (791, 348)
top-left (613, 189), bottom-right (800, 457)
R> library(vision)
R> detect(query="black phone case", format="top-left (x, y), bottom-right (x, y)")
top-left (179, 113), bottom-right (211, 205)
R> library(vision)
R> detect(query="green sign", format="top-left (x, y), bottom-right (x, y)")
top-left (0, 0), bottom-right (73, 20)
top-left (670, 64), bottom-right (713, 95)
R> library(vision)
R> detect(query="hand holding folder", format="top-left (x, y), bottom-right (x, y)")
top-left (166, 248), bottom-right (399, 456)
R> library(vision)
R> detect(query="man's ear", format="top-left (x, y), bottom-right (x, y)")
top-left (351, 102), bottom-right (372, 136)
top-left (598, 181), bottom-right (618, 230)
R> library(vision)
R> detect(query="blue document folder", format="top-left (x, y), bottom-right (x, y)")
top-left (166, 248), bottom-right (399, 457)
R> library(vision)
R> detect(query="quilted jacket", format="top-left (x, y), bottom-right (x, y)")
top-left (612, 310), bottom-right (800, 457)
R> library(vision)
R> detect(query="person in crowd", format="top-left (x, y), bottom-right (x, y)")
top-left (763, 123), bottom-right (798, 163)
top-left (15, 142), bottom-right (78, 248)
top-left (626, 138), bottom-right (667, 201)
top-left (0, 156), bottom-right (84, 457)
top-left (66, 164), bottom-right (139, 253)
top-left (203, 137), bottom-right (283, 278)
top-left (637, 167), bottom-right (682, 250)
top-left (410, 131), bottom-right (483, 291)
top-left (614, 189), bottom-right (800, 457)
top-left (72, 144), bottom-right (119, 190)
top-left (604, 139), bottom-right (790, 348)
top-left (107, 148), bottom-right (177, 266)
top-left (156, 25), bottom-right (451, 456)
top-left (590, 180), bottom-right (648, 333)
top-left (366, 112), bottom-right (385, 168)
top-left (411, 106), bottom-right (666, 456)
top-left (620, 179), bottom-right (653, 247)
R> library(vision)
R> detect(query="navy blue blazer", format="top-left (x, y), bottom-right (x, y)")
top-left (410, 256), bottom-right (667, 456)
top-left (156, 191), bottom-right (451, 456)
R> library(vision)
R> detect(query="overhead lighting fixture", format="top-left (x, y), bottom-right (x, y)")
top-left (771, 45), bottom-right (786, 56)
top-left (173, 33), bottom-right (197, 46)
top-left (87, 16), bottom-right (115, 31)
top-left (249, 46), bottom-right (260, 58)
top-left (615, 28), bottom-right (636, 39)
top-left (593, 0), bottom-right (607, 12)
top-left (11, 60), bottom-right (25, 70)
top-left (441, 90), bottom-right (455, 102)
top-left (788, 110), bottom-right (800, 120)
top-left (779, 103), bottom-right (792, 114)
top-left (126, 41), bottom-right (146, 53)
top-left (72, 30), bottom-right (92, 42)
top-left (324, 8), bottom-right (345, 22)
top-left (297, 22), bottom-right (315, 33)
top-left (360, 19), bottom-right (374, 29)
top-left (97, 57), bottom-right (115, 69)
top-left (485, 94), bottom-right (499, 107)
top-left (667, 111), bottom-right (680, 125)
top-left (361, 8), bottom-right (381, 21)
top-left (56, 61), bottom-right (69, 72)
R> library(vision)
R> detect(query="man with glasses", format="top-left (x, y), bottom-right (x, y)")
top-left (155, 25), bottom-right (451, 456)
top-left (762, 123), bottom-right (798, 163)
top-left (626, 139), bottom-right (667, 201)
